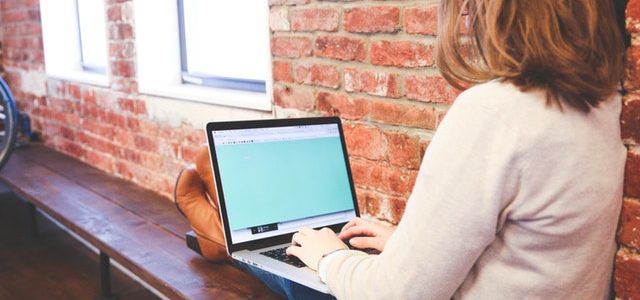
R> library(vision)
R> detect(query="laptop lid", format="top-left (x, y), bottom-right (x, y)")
top-left (206, 117), bottom-right (360, 254)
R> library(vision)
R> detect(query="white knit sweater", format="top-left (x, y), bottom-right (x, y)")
top-left (323, 81), bottom-right (626, 299)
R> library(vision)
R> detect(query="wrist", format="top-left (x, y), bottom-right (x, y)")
top-left (318, 248), bottom-right (347, 283)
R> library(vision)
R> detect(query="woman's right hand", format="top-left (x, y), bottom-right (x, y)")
top-left (338, 217), bottom-right (396, 253)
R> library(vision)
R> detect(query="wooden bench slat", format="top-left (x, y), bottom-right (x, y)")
top-left (17, 146), bottom-right (190, 238)
top-left (0, 145), bottom-right (279, 300)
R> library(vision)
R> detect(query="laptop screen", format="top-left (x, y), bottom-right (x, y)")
top-left (211, 122), bottom-right (357, 244)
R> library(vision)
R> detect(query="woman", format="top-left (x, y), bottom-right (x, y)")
top-left (175, 0), bottom-right (626, 298)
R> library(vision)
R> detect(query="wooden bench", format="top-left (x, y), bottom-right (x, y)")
top-left (0, 144), bottom-right (279, 300)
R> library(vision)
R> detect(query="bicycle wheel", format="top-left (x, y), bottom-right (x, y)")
top-left (0, 77), bottom-right (18, 171)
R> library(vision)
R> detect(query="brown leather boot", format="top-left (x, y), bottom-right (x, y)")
top-left (174, 166), bottom-right (228, 262)
top-left (194, 145), bottom-right (218, 208)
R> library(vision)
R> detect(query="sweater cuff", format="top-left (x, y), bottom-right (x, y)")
top-left (318, 249), bottom-right (348, 284)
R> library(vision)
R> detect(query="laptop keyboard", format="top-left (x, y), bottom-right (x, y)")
top-left (260, 247), bottom-right (306, 268)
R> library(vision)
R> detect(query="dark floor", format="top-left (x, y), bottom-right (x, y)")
top-left (0, 184), bottom-right (159, 300)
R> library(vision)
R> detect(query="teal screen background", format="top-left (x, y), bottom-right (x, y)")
top-left (216, 137), bottom-right (354, 230)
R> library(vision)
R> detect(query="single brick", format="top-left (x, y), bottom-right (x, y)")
top-left (615, 249), bottom-right (640, 299)
top-left (618, 198), bottom-right (640, 249)
top-left (82, 120), bottom-right (115, 139)
top-left (355, 187), bottom-right (382, 216)
top-left (109, 41), bottom-right (136, 59)
top-left (350, 159), bottom-right (370, 188)
top-left (404, 75), bottom-right (459, 103)
top-left (78, 132), bottom-right (119, 157)
top-left (120, 2), bottom-right (134, 22)
top-left (133, 134), bottom-right (159, 152)
top-left (385, 131), bottom-right (423, 170)
top-left (84, 149), bottom-right (113, 172)
top-left (404, 6), bottom-right (438, 35)
top-left (108, 23), bottom-right (134, 40)
top-left (107, 5), bottom-right (122, 22)
top-left (628, 0), bottom-right (640, 33)
top-left (387, 196), bottom-right (407, 224)
top-left (117, 97), bottom-right (146, 115)
top-left (344, 68), bottom-right (400, 98)
top-left (316, 92), bottom-right (370, 120)
top-left (625, 151), bottom-right (640, 198)
top-left (272, 61), bottom-right (294, 83)
top-left (343, 123), bottom-right (386, 161)
top-left (625, 47), bottom-right (640, 91)
top-left (271, 36), bottom-right (313, 58)
top-left (113, 129), bottom-right (134, 146)
top-left (344, 6), bottom-right (400, 33)
top-left (120, 148), bottom-right (143, 164)
top-left (3, 10), bottom-right (29, 23)
top-left (294, 62), bottom-right (340, 88)
top-left (291, 7), bottom-right (339, 32)
top-left (110, 77), bottom-right (138, 94)
top-left (104, 111), bottom-right (127, 128)
top-left (273, 84), bottom-right (315, 111)
top-left (56, 138), bottom-right (87, 159)
top-left (371, 40), bottom-right (433, 68)
top-left (369, 164), bottom-right (418, 196)
top-left (622, 96), bottom-right (640, 145)
top-left (126, 116), bottom-right (140, 130)
top-left (110, 60), bottom-right (135, 78)
top-left (370, 100), bottom-right (438, 129)
top-left (67, 84), bottom-right (82, 99)
top-left (315, 35), bottom-right (366, 61)
top-left (270, 7), bottom-right (290, 31)
top-left (58, 125), bottom-right (76, 140)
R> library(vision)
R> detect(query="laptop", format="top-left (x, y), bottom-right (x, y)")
top-left (205, 117), bottom-right (360, 293)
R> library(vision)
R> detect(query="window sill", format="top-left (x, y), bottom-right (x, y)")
top-left (139, 83), bottom-right (273, 112)
top-left (46, 69), bottom-right (109, 87)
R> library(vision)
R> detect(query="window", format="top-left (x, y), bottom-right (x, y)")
top-left (76, 0), bottom-right (108, 74)
top-left (177, 1), bottom-right (269, 93)
top-left (40, 0), bottom-right (108, 85)
top-left (135, 0), bottom-right (272, 111)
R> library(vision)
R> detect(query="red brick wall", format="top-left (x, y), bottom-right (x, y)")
top-left (616, 1), bottom-right (640, 299)
top-left (270, 0), bottom-right (457, 224)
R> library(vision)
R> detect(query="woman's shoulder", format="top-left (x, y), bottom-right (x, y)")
top-left (448, 79), bottom-right (623, 152)
top-left (455, 79), bottom-right (621, 118)
top-left (443, 80), bottom-right (542, 134)
top-left (454, 80), bottom-right (541, 112)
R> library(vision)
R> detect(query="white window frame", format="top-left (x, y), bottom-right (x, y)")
top-left (134, 0), bottom-right (273, 111)
top-left (39, 0), bottom-right (109, 86)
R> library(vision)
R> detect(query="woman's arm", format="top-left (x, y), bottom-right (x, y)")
top-left (306, 90), bottom-right (522, 299)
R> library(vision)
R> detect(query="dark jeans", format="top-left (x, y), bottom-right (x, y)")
top-left (235, 261), bottom-right (336, 300)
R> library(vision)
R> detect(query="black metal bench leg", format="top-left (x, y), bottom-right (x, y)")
top-left (26, 202), bottom-right (38, 237)
top-left (100, 251), bottom-right (112, 299)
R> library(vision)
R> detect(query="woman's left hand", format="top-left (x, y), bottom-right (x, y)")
top-left (286, 227), bottom-right (348, 271)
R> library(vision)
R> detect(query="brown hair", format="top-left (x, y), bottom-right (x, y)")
top-left (436, 0), bottom-right (625, 112)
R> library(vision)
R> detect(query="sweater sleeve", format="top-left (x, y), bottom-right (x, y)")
top-left (324, 92), bottom-right (523, 299)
